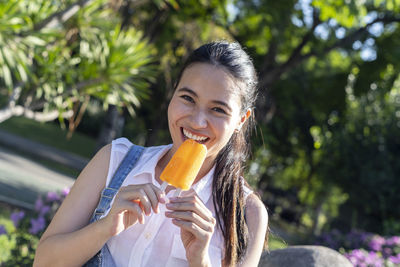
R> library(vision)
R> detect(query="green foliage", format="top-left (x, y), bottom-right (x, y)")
top-left (0, 190), bottom-right (68, 266)
top-left (319, 78), bottom-right (400, 234)
top-left (1, 0), bottom-right (400, 246)
top-left (269, 233), bottom-right (288, 250)
top-left (235, 0), bottom-right (400, 238)
top-left (354, 27), bottom-right (400, 96)
top-left (0, 0), bottom-right (58, 89)
top-left (312, 0), bottom-right (367, 27)
top-left (71, 1), bottom-right (157, 114)
top-left (0, 0), bottom-right (157, 132)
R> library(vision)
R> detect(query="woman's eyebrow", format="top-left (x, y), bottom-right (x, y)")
top-left (212, 100), bottom-right (232, 112)
top-left (177, 87), bottom-right (233, 112)
top-left (177, 87), bottom-right (197, 97)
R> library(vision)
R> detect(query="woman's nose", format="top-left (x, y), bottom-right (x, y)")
top-left (190, 110), bottom-right (208, 129)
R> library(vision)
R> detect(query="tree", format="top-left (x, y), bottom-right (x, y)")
top-left (0, 0), bottom-right (157, 138)
top-left (111, 0), bottom-right (400, 234)
top-left (188, 0), bottom-right (400, 235)
top-left (318, 66), bottom-right (400, 235)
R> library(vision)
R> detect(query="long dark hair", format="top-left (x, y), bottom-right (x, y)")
top-left (174, 41), bottom-right (262, 266)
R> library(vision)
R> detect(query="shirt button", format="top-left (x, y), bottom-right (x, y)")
top-left (145, 232), bottom-right (152, 240)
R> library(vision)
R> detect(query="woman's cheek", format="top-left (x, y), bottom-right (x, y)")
top-left (210, 118), bottom-right (230, 142)
top-left (169, 101), bottom-right (186, 121)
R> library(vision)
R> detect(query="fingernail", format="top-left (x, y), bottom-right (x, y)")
top-left (169, 197), bottom-right (178, 202)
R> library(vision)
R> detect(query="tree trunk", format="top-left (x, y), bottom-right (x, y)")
top-left (95, 105), bottom-right (125, 153)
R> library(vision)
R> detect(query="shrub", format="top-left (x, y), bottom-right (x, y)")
top-left (316, 229), bottom-right (400, 267)
top-left (0, 188), bottom-right (69, 266)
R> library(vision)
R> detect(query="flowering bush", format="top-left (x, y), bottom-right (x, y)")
top-left (0, 188), bottom-right (69, 266)
top-left (316, 229), bottom-right (400, 267)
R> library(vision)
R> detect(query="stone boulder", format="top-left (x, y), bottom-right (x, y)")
top-left (258, 245), bottom-right (353, 267)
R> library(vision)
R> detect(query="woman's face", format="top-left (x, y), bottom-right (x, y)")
top-left (168, 63), bottom-right (246, 162)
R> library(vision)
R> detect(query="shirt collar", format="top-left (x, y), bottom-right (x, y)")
top-left (132, 144), bottom-right (172, 181)
top-left (133, 144), bottom-right (215, 204)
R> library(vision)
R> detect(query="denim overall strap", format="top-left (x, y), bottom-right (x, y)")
top-left (90, 144), bottom-right (145, 223)
top-left (84, 144), bottom-right (145, 267)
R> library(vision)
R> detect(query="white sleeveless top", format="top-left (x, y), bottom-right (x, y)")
top-left (103, 138), bottom-right (253, 267)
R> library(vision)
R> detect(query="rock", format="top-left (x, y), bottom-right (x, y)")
top-left (258, 245), bottom-right (353, 267)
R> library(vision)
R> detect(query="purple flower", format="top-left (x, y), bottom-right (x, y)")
top-left (364, 251), bottom-right (384, 267)
top-left (368, 235), bottom-right (385, 251)
top-left (61, 187), bottom-right (70, 198)
top-left (29, 217), bottom-right (46, 235)
top-left (46, 191), bottom-right (60, 202)
top-left (345, 229), bottom-right (372, 249)
top-left (345, 249), bottom-right (386, 267)
top-left (386, 236), bottom-right (400, 246)
top-left (0, 225), bottom-right (7, 235)
top-left (39, 205), bottom-right (51, 216)
top-left (10, 211), bottom-right (25, 227)
top-left (382, 247), bottom-right (392, 258)
top-left (35, 198), bottom-right (44, 212)
top-left (388, 253), bottom-right (400, 264)
top-left (345, 249), bottom-right (367, 265)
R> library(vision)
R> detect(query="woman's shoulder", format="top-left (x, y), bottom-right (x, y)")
top-left (245, 194), bottom-right (268, 227)
top-left (111, 137), bottom-right (134, 153)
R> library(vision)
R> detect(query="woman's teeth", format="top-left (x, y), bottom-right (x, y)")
top-left (183, 128), bottom-right (208, 141)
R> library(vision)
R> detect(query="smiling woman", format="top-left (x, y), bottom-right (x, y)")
top-left (167, 63), bottom-right (246, 171)
top-left (34, 41), bottom-right (268, 267)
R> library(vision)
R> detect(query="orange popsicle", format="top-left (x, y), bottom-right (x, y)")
top-left (160, 139), bottom-right (207, 191)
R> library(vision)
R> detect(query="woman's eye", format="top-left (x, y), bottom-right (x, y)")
top-left (180, 95), bottom-right (194, 103)
top-left (212, 107), bottom-right (227, 114)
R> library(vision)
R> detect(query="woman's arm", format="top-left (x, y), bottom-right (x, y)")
top-left (238, 193), bottom-right (269, 267)
top-left (33, 144), bottom-right (113, 267)
top-left (34, 144), bottom-right (165, 267)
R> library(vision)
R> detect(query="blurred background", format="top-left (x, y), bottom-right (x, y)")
top-left (0, 0), bottom-right (399, 266)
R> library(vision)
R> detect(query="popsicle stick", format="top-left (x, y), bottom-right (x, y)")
top-left (173, 188), bottom-right (182, 197)
top-left (159, 181), bottom-right (168, 192)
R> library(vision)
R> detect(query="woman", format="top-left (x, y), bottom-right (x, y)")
top-left (34, 41), bottom-right (268, 267)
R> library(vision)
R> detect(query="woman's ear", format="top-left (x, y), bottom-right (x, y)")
top-left (236, 109), bottom-right (251, 131)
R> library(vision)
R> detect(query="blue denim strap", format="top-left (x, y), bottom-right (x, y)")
top-left (90, 144), bottom-right (145, 223)
top-left (84, 143), bottom-right (144, 267)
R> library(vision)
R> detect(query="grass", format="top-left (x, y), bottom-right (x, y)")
top-left (0, 117), bottom-right (96, 158)
top-left (0, 116), bottom-right (95, 177)
top-left (269, 233), bottom-right (288, 250)
top-left (0, 202), bottom-right (15, 233)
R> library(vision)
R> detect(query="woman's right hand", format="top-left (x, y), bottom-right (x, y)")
top-left (102, 184), bottom-right (166, 236)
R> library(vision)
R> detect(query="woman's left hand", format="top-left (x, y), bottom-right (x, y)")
top-left (165, 194), bottom-right (216, 267)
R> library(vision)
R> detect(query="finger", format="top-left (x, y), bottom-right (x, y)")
top-left (118, 199), bottom-right (145, 224)
top-left (172, 219), bottom-right (209, 240)
top-left (150, 184), bottom-right (166, 204)
top-left (166, 196), bottom-right (214, 223)
top-left (169, 195), bottom-right (210, 215)
top-left (142, 184), bottom-right (160, 213)
top-left (119, 187), bottom-right (152, 216)
top-left (165, 211), bottom-right (214, 233)
top-left (135, 189), bottom-right (153, 216)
